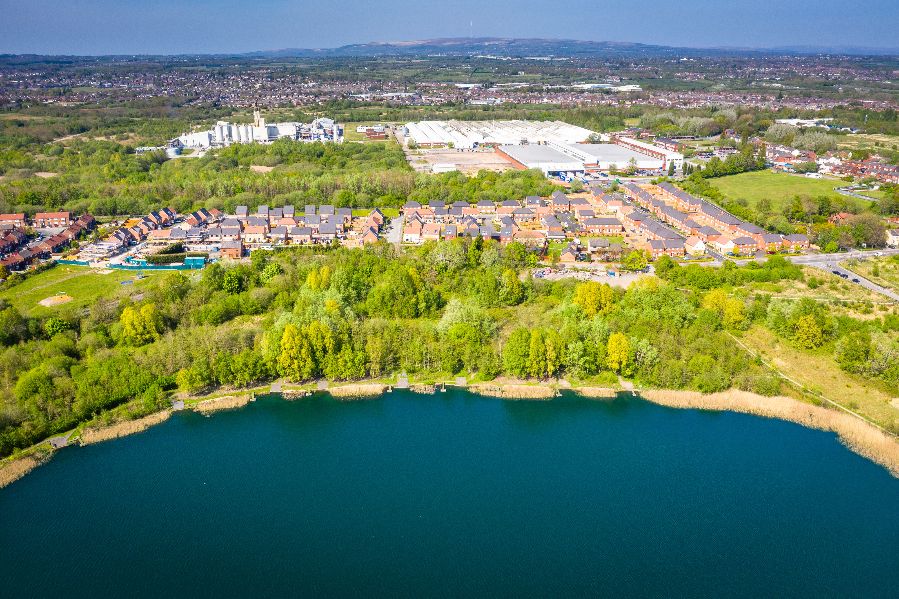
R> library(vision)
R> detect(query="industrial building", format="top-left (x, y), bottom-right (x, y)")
top-left (403, 120), bottom-right (598, 150)
top-left (403, 120), bottom-right (682, 176)
top-left (177, 111), bottom-right (343, 149)
top-left (498, 138), bottom-right (683, 177)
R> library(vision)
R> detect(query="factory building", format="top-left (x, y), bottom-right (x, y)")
top-left (403, 120), bottom-right (598, 150)
top-left (498, 139), bottom-right (682, 177)
top-left (612, 136), bottom-right (684, 171)
top-left (177, 111), bottom-right (343, 149)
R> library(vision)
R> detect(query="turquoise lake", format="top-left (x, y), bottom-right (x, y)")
top-left (1, 390), bottom-right (898, 597)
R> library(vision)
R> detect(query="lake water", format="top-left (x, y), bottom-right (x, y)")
top-left (2, 390), bottom-right (898, 597)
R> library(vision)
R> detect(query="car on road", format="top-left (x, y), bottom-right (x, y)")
top-left (831, 269), bottom-right (840, 275)
top-left (852, 278), bottom-right (860, 283)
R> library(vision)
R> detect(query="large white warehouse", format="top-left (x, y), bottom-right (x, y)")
top-left (498, 139), bottom-right (683, 176)
top-left (404, 120), bottom-right (599, 150)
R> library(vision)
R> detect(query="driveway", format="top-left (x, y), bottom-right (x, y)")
top-left (385, 216), bottom-right (403, 244)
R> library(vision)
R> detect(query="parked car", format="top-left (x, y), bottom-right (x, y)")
top-left (852, 278), bottom-right (860, 283)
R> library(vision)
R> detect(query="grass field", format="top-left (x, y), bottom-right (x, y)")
top-left (742, 266), bottom-right (895, 320)
top-left (856, 189), bottom-right (888, 201)
top-left (837, 133), bottom-right (899, 151)
top-left (342, 123), bottom-right (387, 142)
top-left (0, 265), bottom-right (163, 317)
top-left (739, 326), bottom-right (899, 431)
top-left (710, 170), bottom-right (847, 211)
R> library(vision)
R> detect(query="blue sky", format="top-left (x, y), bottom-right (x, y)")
top-left (1, 0), bottom-right (897, 55)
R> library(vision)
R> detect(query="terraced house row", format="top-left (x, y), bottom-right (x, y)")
top-left (401, 191), bottom-right (626, 250)
top-left (0, 214), bottom-right (95, 270)
top-left (622, 183), bottom-right (809, 256)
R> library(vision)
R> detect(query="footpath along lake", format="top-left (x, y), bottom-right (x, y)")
top-left (2, 390), bottom-right (898, 597)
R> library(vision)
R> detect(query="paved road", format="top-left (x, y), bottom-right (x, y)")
top-left (727, 248), bottom-right (899, 302)
top-left (805, 261), bottom-right (899, 302)
top-left (788, 248), bottom-right (899, 265)
top-left (836, 187), bottom-right (880, 202)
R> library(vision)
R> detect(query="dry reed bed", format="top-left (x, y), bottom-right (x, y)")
top-left (575, 387), bottom-right (618, 399)
top-left (193, 395), bottom-right (251, 414)
top-left (0, 454), bottom-right (48, 489)
top-left (328, 383), bottom-right (387, 398)
top-left (642, 389), bottom-right (899, 478)
top-left (79, 411), bottom-right (172, 445)
top-left (470, 384), bottom-right (555, 399)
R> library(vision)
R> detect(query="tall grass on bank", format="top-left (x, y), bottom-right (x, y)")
top-left (79, 411), bottom-right (172, 445)
top-left (641, 389), bottom-right (899, 478)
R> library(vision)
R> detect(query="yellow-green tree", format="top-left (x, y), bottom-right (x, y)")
top-left (277, 324), bottom-right (315, 381)
top-left (306, 265), bottom-right (332, 291)
top-left (120, 303), bottom-right (161, 346)
top-left (573, 281), bottom-right (615, 317)
top-left (702, 289), bottom-right (745, 329)
top-left (606, 332), bottom-right (631, 375)
top-left (793, 315), bottom-right (824, 349)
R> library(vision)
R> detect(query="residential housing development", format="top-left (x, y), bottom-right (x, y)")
top-left (73, 205), bottom-right (387, 266)
top-left (399, 182), bottom-right (808, 262)
top-left (0, 212), bottom-right (95, 271)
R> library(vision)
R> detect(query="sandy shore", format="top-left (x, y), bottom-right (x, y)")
top-left (0, 453), bottom-right (50, 489)
top-left (328, 383), bottom-right (387, 398)
top-left (193, 395), bottom-right (252, 414)
top-left (469, 383), bottom-right (556, 399)
top-left (641, 389), bottom-right (899, 478)
top-left (80, 411), bottom-right (172, 445)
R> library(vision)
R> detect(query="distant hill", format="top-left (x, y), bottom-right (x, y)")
top-left (2, 38), bottom-right (896, 62)
top-left (245, 37), bottom-right (899, 59)
top-left (246, 38), bottom-right (727, 58)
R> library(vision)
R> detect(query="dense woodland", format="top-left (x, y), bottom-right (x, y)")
top-left (2, 241), bottom-right (898, 457)
top-left (0, 135), bottom-right (566, 217)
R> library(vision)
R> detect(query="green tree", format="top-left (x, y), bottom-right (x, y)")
top-left (0, 306), bottom-right (27, 345)
top-left (702, 289), bottom-right (745, 329)
top-left (503, 328), bottom-right (531, 378)
top-left (176, 362), bottom-right (213, 394)
top-left (622, 249), bottom-right (648, 271)
top-left (43, 317), bottom-right (69, 339)
top-left (499, 269), bottom-right (525, 305)
top-left (222, 270), bottom-right (245, 294)
top-left (834, 330), bottom-right (871, 373)
top-left (527, 329), bottom-right (547, 379)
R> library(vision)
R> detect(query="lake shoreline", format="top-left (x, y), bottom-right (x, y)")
top-left (2, 382), bottom-right (897, 488)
